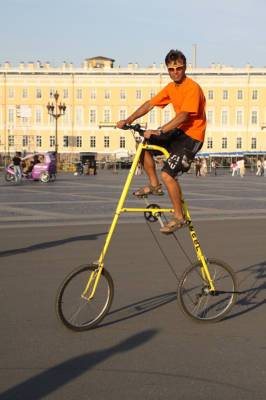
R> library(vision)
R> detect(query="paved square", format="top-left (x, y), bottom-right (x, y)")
top-left (0, 170), bottom-right (265, 399)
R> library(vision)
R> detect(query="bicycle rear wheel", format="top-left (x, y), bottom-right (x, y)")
top-left (56, 264), bottom-right (114, 331)
top-left (178, 258), bottom-right (237, 322)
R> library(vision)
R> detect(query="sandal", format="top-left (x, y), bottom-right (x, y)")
top-left (160, 217), bottom-right (189, 234)
top-left (133, 183), bottom-right (164, 197)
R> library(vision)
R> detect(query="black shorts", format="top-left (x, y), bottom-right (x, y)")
top-left (148, 129), bottom-right (202, 177)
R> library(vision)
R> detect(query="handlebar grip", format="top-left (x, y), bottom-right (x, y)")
top-left (122, 124), bottom-right (144, 136)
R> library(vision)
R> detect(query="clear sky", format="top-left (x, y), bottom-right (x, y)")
top-left (1, 0), bottom-right (266, 68)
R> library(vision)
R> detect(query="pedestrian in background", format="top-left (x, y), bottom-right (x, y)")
top-left (195, 158), bottom-right (201, 177)
top-left (239, 158), bottom-right (245, 178)
top-left (211, 159), bottom-right (217, 176)
top-left (263, 159), bottom-right (266, 177)
top-left (12, 151), bottom-right (22, 183)
top-left (256, 159), bottom-right (263, 176)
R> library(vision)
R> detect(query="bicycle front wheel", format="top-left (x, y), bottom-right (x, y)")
top-left (56, 264), bottom-right (114, 331)
top-left (178, 258), bottom-right (237, 322)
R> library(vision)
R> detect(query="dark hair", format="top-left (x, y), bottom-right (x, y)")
top-left (165, 49), bottom-right (186, 67)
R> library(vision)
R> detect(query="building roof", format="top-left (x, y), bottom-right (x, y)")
top-left (85, 56), bottom-right (115, 62)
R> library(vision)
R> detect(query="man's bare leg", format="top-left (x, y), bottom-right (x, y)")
top-left (161, 171), bottom-right (184, 220)
top-left (141, 150), bottom-right (160, 190)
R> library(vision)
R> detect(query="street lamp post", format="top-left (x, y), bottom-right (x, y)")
top-left (47, 91), bottom-right (66, 161)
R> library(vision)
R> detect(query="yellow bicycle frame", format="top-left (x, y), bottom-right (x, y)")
top-left (82, 141), bottom-right (215, 300)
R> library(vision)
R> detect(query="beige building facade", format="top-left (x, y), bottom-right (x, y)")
top-left (1, 57), bottom-right (266, 162)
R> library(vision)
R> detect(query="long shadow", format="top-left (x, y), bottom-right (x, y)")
top-left (99, 292), bottom-right (176, 328)
top-left (97, 261), bottom-right (266, 327)
top-left (0, 232), bottom-right (107, 258)
top-left (0, 329), bottom-right (158, 400)
top-left (224, 260), bottom-right (266, 321)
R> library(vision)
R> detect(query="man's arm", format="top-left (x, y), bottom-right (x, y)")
top-left (116, 100), bottom-right (154, 128)
top-left (144, 111), bottom-right (189, 139)
top-left (160, 111), bottom-right (189, 133)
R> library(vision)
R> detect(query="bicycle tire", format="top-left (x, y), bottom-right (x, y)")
top-left (178, 258), bottom-right (237, 323)
top-left (56, 264), bottom-right (114, 331)
top-left (5, 172), bottom-right (14, 182)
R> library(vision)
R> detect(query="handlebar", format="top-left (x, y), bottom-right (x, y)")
top-left (121, 124), bottom-right (145, 136)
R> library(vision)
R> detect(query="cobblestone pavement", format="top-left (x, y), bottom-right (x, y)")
top-left (0, 169), bottom-right (266, 228)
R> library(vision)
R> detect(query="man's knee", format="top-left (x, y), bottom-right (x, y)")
top-left (161, 170), bottom-right (175, 184)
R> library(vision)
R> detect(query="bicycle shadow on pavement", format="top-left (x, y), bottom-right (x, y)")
top-left (224, 260), bottom-right (266, 321)
top-left (99, 292), bottom-right (176, 328)
top-left (0, 232), bottom-right (107, 258)
top-left (0, 329), bottom-right (158, 400)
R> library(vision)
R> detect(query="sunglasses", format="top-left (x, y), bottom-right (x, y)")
top-left (167, 66), bottom-right (184, 72)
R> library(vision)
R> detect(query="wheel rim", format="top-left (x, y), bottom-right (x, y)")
top-left (178, 260), bottom-right (236, 321)
top-left (57, 266), bottom-right (112, 330)
top-left (41, 173), bottom-right (49, 182)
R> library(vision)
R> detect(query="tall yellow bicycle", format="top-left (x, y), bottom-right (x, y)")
top-left (56, 124), bottom-right (237, 331)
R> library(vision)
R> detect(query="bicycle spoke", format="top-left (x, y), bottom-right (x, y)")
top-left (178, 259), bottom-right (237, 322)
top-left (56, 265), bottom-right (114, 331)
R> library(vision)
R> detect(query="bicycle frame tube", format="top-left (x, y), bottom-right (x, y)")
top-left (84, 140), bottom-right (215, 298)
top-left (182, 199), bottom-right (215, 291)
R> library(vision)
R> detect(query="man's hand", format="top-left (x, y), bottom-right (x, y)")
top-left (116, 120), bottom-right (128, 129)
top-left (144, 129), bottom-right (160, 139)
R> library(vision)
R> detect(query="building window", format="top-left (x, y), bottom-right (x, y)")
top-left (76, 88), bottom-right (82, 99)
top-left (8, 108), bottom-right (15, 123)
top-left (35, 108), bottom-right (42, 124)
top-left (90, 88), bottom-right (96, 100)
top-left (221, 110), bottom-right (228, 126)
top-left (207, 110), bottom-right (213, 125)
top-left (207, 137), bottom-right (213, 149)
top-left (120, 136), bottom-right (125, 148)
top-left (251, 110), bottom-right (258, 125)
top-left (104, 109), bottom-right (111, 123)
top-left (36, 88), bottom-right (42, 99)
top-left (8, 135), bottom-right (15, 146)
top-left (120, 89), bottom-right (126, 100)
top-left (63, 136), bottom-right (69, 147)
top-left (252, 90), bottom-right (258, 100)
top-left (136, 89), bottom-right (142, 100)
top-left (222, 90), bottom-right (228, 100)
top-left (76, 107), bottom-right (83, 125)
top-left (49, 114), bottom-right (54, 124)
top-left (90, 136), bottom-right (96, 148)
top-left (22, 135), bottom-right (29, 147)
top-left (104, 136), bottom-right (110, 148)
top-left (63, 89), bottom-right (68, 99)
top-left (8, 88), bottom-right (14, 98)
top-left (76, 136), bottom-right (82, 147)
top-left (119, 109), bottom-right (127, 120)
top-left (164, 109), bottom-right (171, 123)
top-left (36, 135), bottom-right (42, 147)
top-left (150, 89), bottom-right (156, 98)
top-left (236, 137), bottom-right (242, 149)
top-left (207, 90), bottom-right (214, 100)
top-left (149, 109), bottom-right (156, 124)
top-left (22, 88), bottom-right (28, 98)
top-left (236, 110), bottom-right (243, 126)
top-left (89, 109), bottom-right (97, 124)
top-left (50, 136), bottom-right (55, 147)
top-left (237, 90), bottom-right (243, 100)
top-left (62, 109), bottom-right (69, 125)
top-left (104, 90), bottom-right (111, 99)
top-left (251, 137), bottom-right (257, 149)
top-left (222, 137), bottom-right (227, 149)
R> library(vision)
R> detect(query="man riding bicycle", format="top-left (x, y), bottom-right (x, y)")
top-left (117, 49), bottom-right (206, 234)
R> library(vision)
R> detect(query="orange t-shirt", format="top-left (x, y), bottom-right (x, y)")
top-left (150, 76), bottom-right (206, 142)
